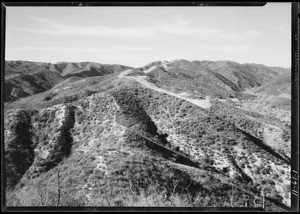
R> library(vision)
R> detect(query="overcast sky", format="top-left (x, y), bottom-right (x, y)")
top-left (5, 3), bottom-right (291, 68)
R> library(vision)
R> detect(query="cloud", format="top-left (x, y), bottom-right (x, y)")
top-left (246, 30), bottom-right (262, 36)
top-left (9, 16), bottom-right (245, 41)
top-left (155, 17), bottom-right (248, 41)
top-left (9, 16), bottom-right (157, 39)
top-left (157, 17), bottom-right (225, 37)
top-left (10, 26), bottom-right (157, 39)
top-left (17, 45), bottom-right (157, 53)
top-left (198, 45), bottom-right (251, 53)
top-left (12, 45), bottom-right (157, 66)
top-left (276, 24), bottom-right (290, 33)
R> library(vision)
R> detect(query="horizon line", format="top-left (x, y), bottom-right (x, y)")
top-left (4, 58), bottom-right (291, 69)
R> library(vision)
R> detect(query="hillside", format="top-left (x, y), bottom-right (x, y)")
top-left (4, 59), bottom-right (291, 210)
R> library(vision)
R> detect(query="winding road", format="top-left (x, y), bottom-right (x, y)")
top-left (118, 69), bottom-right (211, 109)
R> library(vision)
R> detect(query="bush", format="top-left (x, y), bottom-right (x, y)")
top-left (268, 180), bottom-right (275, 186)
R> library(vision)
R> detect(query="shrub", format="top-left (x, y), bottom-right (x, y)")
top-left (268, 180), bottom-right (275, 186)
top-left (261, 179), bottom-right (267, 185)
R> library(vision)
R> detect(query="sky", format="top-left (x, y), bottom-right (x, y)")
top-left (5, 3), bottom-right (291, 68)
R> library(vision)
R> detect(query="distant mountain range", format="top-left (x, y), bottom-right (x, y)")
top-left (4, 60), bottom-right (290, 102)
